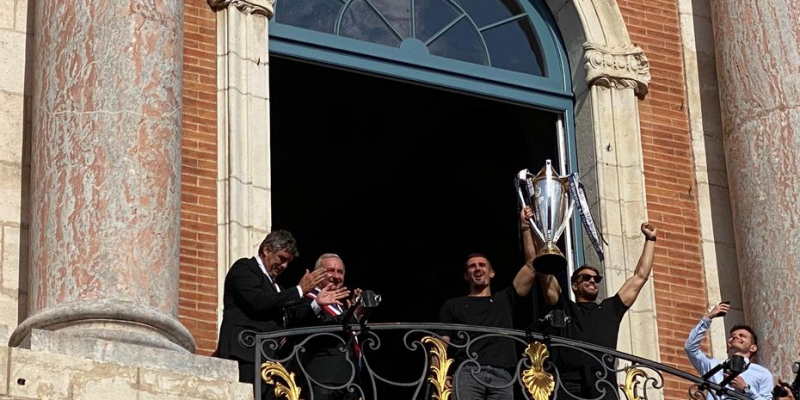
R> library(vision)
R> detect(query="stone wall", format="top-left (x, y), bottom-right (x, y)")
top-left (0, 345), bottom-right (251, 399)
top-left (0, 0), bottom-right (30, 343)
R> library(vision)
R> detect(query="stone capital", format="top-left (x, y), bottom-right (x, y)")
top-left (583, 42), bottom-right (651, 97)
top-left (208, 0), bottom-right (273, 18)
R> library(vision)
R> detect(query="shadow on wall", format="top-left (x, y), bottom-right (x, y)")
top-left (690, 0), bottom-right (743, 331)
top-left (16, 0), bottom-right (35, 333)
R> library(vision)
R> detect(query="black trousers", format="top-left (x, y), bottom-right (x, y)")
top-left (237, 359), bottom-right (272, 400)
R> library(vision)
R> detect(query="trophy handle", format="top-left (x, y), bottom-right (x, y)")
top-left (516, 180), bottom-right (547, 242)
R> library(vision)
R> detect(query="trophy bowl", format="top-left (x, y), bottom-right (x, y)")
top-left (517, 160), bottom-right (574, 275)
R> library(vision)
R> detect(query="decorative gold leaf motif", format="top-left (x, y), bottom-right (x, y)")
top-left (262, 361), bottom-right (303, 400)
top-left (620, 368), bottom-right (649, 400)
top-left (422, 336), bottom-right (453, 400)
top-left (522, 342), bottom-right (555, 400)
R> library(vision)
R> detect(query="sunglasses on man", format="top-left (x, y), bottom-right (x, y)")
top-left (576, 274), bottom-right (603, 283)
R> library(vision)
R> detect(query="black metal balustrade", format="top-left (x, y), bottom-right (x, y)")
top-left (239, 323), bottom-right (748, 400)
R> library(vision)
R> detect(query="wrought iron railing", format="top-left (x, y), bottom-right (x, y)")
top-left (239, 323), bottom-right (748, 400)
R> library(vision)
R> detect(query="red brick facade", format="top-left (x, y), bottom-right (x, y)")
top-left (618, 0), bottom-right (710, 397)
top-left (180, 0), bottom-right (219, 356)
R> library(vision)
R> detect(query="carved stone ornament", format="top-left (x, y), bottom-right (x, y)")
top-left (207, 0), bottom-right (273, 17)
top-left (584, 42), bottom-right (651, 97)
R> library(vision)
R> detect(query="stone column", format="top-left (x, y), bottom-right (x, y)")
top-left (581, 43), bottom-right (662, 366)
top-left (9, 0), bottom-right (194, 353)
top-left (710, 0), bottom-right (800, 378)
top-left (209, 0), bottom-right (273, 324)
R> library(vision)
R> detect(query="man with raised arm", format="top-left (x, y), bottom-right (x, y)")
top-left (532, 222), bottom-right (657, 398)
top-left (684, 302), bottom-right (773, 400)
top-left (436, 207), bottom-right (539, 400)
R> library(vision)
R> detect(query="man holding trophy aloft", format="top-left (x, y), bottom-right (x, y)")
top-left (516, 160), bottom-right (657, 399)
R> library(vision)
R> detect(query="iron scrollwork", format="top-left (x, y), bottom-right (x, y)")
top-left (619, 368), bottom-right (648, 400)
top-left (522, 342), bottom-right (555, 400)
top-left (261, 361), bottom-right (303, 400)
top-left (239, 323), bottom-right (750, 400)
top-left (422, 336), bottom-right (453, 400)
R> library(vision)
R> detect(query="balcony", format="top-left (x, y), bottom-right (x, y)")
top-left (240, 323), bottom-right (745, 400)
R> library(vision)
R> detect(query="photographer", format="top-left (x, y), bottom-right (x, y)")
top-left (684, 302), bottom-right (773, 400)
top-left (772, 356), bottom-right (799, 400)
top-left (774, 379), bottom-right (796, 400)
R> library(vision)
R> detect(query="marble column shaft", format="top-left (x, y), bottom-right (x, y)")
top-left (710, 0), bottom-right (800, 379)
top-left (10, 0), bottom-right (194, 352)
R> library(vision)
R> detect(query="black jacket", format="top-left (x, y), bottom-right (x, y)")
top-left (216, 257), bottom-right (309, 362)
top-left (296, 299), bottom-right (360, 384)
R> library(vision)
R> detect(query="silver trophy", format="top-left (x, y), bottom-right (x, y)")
top-left (516, 160), bottom-right (575, 274)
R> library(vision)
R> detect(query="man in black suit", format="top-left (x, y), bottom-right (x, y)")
top-left (298, 253), bottom-right (364, 400)
top-left (215, 230), bottom-right (349, 398)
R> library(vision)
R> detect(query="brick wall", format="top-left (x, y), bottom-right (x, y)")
top-left (180, 0), bottom-right (219, 356)
top-left (617, 0), bottom-right (710, 398)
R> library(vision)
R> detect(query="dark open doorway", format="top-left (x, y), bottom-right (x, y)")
top-left (270, 56), bottom-right (560, 325)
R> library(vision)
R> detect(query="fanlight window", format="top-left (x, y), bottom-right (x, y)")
top-left (275, 0), bottom-right (546, 76)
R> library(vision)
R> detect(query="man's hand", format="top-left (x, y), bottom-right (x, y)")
top-left (346, 288), bottom-right (366, 321)
top-left (299, 269), bottom-right (328, 293)
top-left (724, 374), bottom-right (747, 391)
top-left (317, 283), bottom-right (350, 306)
top-left (642, 222), bottom-right (657, 240)
top-left (345, 288), bottom-right (363, 309)
top-left (777, 380), bottom-right (796, 400)
top-left (705, 302), bottom-right (730, 319)
top-left (520, 206), bottom-right (534, 228)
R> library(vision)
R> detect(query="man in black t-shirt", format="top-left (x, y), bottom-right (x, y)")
top-left (532, 222), bottom-right (657, 399)
top-left (437, 207), bottom-right (540, 400)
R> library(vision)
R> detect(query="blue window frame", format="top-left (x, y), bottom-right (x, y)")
top-left (269, 0), bottom-right (584, 266)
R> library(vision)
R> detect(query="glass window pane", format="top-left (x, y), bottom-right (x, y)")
top-left (369, 0), bottom-right (412, 38)
top-left (483, 19), bottom-right (543, 75)
top-left (414, 0), bottom-right (460, 43)
top-left (275, 0), bottom-right (342, 34)
top-left (427, 18), bottom-right (486, 66)
top-left (452, 0), bottom-right (523, 29)
top-left (340, 0), bottom-right (402, 47)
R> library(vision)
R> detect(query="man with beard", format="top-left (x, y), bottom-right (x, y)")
top-left (684, 302), bottom-right (773, 400)
top-left (298, 253), bottom-right (364, 400)
top-left (534, 222), bottom-right (657, 399)
top-left (437, 207), bottom-right (541, 400)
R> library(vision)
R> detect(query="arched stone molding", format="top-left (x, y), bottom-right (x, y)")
top-left (211, 0), bottom-right (660, 364)
top-left (544, 0), bottom-right (660, 367)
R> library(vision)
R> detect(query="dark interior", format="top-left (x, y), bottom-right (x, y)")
top-left (271, 55), bottom-right (563, 324)
top-left (269, 57), bottom-right (571, 397)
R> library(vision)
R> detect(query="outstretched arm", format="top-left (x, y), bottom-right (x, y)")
top-left (516, 206), bottom-right (562, 304)
top-left (685, 303), bottom-right (728, 376)
top-left (617, 222), bottom-right (657, 307)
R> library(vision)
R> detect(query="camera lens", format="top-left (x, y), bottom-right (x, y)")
top-left (792, 361), bottom-right (799, 374)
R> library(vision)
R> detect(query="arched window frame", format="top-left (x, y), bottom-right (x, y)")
top-left (269, 0), bottom-right (585, 268)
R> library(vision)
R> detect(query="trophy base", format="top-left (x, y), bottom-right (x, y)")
top-left (533, 244), bottom-right (567, 275)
